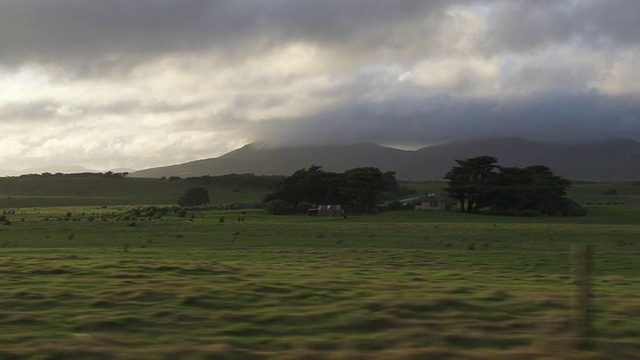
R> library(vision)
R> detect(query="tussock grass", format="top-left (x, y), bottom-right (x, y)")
top-left (0, 206), bottom-right (638, 358)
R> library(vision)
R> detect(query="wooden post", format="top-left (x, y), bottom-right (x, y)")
top-left (572, 244), bottom-right (594, 350)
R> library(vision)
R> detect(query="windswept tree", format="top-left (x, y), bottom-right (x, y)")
top-left (445, 157), bottom-right (583, 216)
top-left (340, 167), bottom-right (387, 212)
top-left (264, 166), bottom-right (396, 213)
top-left (444, 156), bottom-right (498, 213)
top-left (263, 165), bottom-right (342, 208)
top-left (503, 165), bottom-right (571, 215)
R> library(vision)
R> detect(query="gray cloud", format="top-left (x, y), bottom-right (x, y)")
top-left (0, 0), bottom-right (456, 74)
top-left (0, 100), bottom-right (61, 122)
top-left (2, 0), bottom-right (638, 72)
top-left (577, 0), bottom-right (640, 47)
top-left (482, 0), bottom-right (640, 52)
top-left (484, 0), bottom-right (577, 53)
top-left (1, 0), bottom-right (639, 171)
top-left (242, 89), bottom-right (640, 146)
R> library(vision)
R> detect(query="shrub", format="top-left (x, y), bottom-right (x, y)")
top-left (604, 188), bottom-right (618, 195)
top-left (264, 199), bottom-right (292, 215)
top-left (178, 187), bottom-right (210, 207)
top-left (386, 200), bottom-right (404, 211)
top-left (557, 198), bottom-right (588, 217)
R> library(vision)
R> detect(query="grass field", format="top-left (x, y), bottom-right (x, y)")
top-left (2, 174), bottom-right (638, 207)
top-left (0, 177), bottom-right (270, 208)
top-left (1, 202), bottom-right (639, 359)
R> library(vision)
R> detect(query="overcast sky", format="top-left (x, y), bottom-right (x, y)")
top-left (1, 0), bottom-right (639, 172)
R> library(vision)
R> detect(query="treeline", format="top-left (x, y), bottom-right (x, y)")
top-left (445, 156), bottom-right (586, 216)
top-left (183, 173), bottom-right (284, 190)
top-left (263, 166), bottom-right (415, 214)
top-left (17, 171), bottom-right (128, 179)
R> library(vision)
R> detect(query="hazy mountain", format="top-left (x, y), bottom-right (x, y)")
top-left (130, 138), bottom-right (640, 181)
top-left (109, 168), bottom-right (137, 174)
top-left (404, 138), bottom-right (640, 181)
top-left (0, 166), bottom-right (137, 177)
top-left (0, 169), bottom-right (18, 177)
top-left (131, 143), bottom-right (412, 179)
top-left (1, 165), bottom-right (96, 177)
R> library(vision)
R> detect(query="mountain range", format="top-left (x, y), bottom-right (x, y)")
top-left (130, 138), bottom-right (640, 181)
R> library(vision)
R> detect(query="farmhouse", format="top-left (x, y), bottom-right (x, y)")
top-left (403, 194), bottom-right (451, 211)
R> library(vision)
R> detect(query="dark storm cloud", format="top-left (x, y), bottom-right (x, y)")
top-left (0, 0), bottom-right (456, 73)
top-left (1, 0), bottom-right (637, 71)
top-left (577, 0), bottom-right (640, 47)
top-left (484, 0), bottom-right (640, 52)
top-left (245, 90), bottom-right (640, 146)
top-left (483, 0), bottom-right (577, 52)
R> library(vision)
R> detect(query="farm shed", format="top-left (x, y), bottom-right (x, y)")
top-left (307, 204), bottom-right (343, 217)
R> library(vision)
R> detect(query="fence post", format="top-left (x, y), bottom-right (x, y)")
top-left (572, 244), bottom-right (594, 350)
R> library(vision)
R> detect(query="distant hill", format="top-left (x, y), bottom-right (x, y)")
top-left (0, 166), bottom-right (137, 177)
top-left (131, 138), bottom-right (640, 181)
top-left (0, 165), bottom-right (96, 177)
top-left (0, 169), bottom-right (17, 177)
top-left (108, 168), bottom-right (137, 174)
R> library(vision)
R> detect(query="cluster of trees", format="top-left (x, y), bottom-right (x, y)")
top-left (444, 156), bottom-right (585, 216)
top-left (263, 166), bottom-right (410, 214)
top-left (184, 173), bottom-right (284, 190)
top-left (19, 171), bottom-right (128, 179)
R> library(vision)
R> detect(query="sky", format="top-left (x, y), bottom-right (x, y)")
top-left (1, 0), bottom-right (640, 172)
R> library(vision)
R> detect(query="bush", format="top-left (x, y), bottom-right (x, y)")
top-left (604, 188), bottom-right (618, 195)
top-left (387, 200), bottom-right (406, 211)
top-left (178, 187), bottom-right (210, 207)
top-left (264, 199), bottom-right (292, 215)
top-left (557, 198), bottom-right (588, 217)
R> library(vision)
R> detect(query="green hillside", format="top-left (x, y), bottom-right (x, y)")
top-left (0, 175), bottom-right (274, 208)
top-left (2, 173), bottom-right (640, 210)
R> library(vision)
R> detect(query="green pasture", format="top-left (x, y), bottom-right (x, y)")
top-left (0, 177), bottom-right (269, 208)
top-left (2, 175), bottom-right (640, 209)
top-left (0, 203), bottom-right (639, 359)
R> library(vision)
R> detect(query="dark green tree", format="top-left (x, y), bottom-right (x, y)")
top-left (445, 158), bottom-right (583, 216)
top-left (340, 167), bottom-right (387, 212)
top-left (263, 166), bottom-right (396, 213)
top-left (519, 165), bottom-right (572, 215)
top-left (178, 187), bottom-right (210, 207)
top-left (444, 156), bottom-right (498, 213)
top-left (480, 166), bottom-right (532, 214)
top-left (479, 165), bottom-right (573, 215)
top-left (263, 166), bottom-right (342, 208)
top-left (264, 199), bottom-right (291, 215)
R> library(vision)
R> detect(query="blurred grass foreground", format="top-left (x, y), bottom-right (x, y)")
top-left (0, 200), bottom-right (638, 359)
